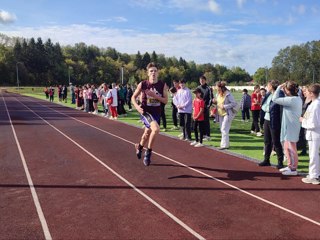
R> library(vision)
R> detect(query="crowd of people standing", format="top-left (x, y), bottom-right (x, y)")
top-left (43, 65), bottom-right (320, 184)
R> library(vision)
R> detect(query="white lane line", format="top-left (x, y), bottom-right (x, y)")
top-left (31, 99), bottom-right (320, 228)
top-left (2, 95), bottom-right (52, 240)
top-left (15, 98), bottom-right (205, 239)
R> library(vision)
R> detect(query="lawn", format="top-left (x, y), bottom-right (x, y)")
top-left (7, 86), bottom-right (310, 173)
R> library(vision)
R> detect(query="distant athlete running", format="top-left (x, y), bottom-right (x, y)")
top-left (131, 62), bottom-right (168, 166)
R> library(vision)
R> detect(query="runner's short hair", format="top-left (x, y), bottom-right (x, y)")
top-left (147, 62), bottom-right (158, 70)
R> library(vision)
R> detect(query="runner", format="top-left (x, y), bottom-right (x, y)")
top-left (131, 62), bottom-right (168, 166)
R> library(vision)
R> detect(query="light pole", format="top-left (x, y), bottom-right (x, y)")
top-left (121, 66), bottom-right (124, 85)
top-left (16, 62), bottom-right (22, 91)
top-left (68, 66), bottom-right (72, 85)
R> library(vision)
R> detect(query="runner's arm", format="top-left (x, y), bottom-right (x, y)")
top-left (131, 83), bottom-right (144, 114)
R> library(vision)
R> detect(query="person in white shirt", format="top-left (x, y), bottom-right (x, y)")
top-left (106, 83), bottom-right (118, 119)
top-left (300, 83), bottom-right (320, 185)
top-left (173, 79), bottom-right (193, 141)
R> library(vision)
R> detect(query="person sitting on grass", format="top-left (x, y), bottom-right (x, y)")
top-left (300, 83), bottom-right (320, 185)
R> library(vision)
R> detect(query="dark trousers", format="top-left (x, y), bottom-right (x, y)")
top-left (203, 108), bottom-right (211, 137)
top-left (172, 104), bottom-right (178, 127)
top-left (263, 120), bottom-right (284, 165)
top-left (160, 104), bottom-right (167, 129)
top-left (241, 108), bottom-right (250, 120)
top-left (179, 113), bottom-right (192, 140)
top-left (251, 110), bottom-right (260, 132)
top-left (260, 110), bottom-right (265, 130)
top-left (127, 99), bottom-right (132, 110)
top-left (194, 120), bottom-right (205, 143)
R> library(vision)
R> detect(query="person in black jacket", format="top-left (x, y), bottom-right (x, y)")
top-left (198, 76), bottom-right (213, 141)
top-left (126, 84), bottom-right (133, 111)
top-left (259, 80), bottom-right (284, 169)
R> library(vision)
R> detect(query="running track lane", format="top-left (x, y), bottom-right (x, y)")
top-left (1, 92), bottom-right (320, 239)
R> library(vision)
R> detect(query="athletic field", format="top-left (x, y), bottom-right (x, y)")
top-left (1, 91), bottom-right (319, 239)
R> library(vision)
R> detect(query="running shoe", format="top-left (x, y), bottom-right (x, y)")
top-left (143, 149), bottom-right (152, 166)
top-left (135, 143), bottom-right (143, 159)
top-left (279, 166), bottom-right (290, 172)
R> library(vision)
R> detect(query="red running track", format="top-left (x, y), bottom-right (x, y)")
top-left (0, 92), bottom-right (319, 240)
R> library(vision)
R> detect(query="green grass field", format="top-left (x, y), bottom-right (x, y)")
top-left (7, 86), bottom-right (310, 173)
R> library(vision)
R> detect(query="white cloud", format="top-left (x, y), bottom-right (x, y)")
top-left (208, 0), bottom-right (221, 14)
top-left (293, 4), bottom-right (306, 15)
top-left (0, 10), bottom-right (16, 24)
top-left (1, 23), bottom-right (300, 74)
top-left (91, 17), bottom-right (128, 25)
top-left (236, 0), bottom-right (247, 8)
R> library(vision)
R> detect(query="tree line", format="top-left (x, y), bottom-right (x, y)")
top-left (0, 33), bottom-right (319, 87)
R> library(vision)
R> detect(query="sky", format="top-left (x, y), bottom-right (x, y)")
top-left (0, 0), bottom-right (319, 74)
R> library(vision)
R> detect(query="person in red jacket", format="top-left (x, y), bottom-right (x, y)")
top-left (251, 85), bottom-right (262, 136)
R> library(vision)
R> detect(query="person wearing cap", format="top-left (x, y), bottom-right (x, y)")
top-left (190, 88), bottom-right (205, 147)
top-left (173, 79), bottom-right (193, 141)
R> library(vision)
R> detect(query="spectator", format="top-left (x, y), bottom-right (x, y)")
top-left (213, 81), bottom-right (237, 150)
top-left (170, 80), bottom-right (180, 130)
top-left (126, 84), bottom-right (133, 112)
top-left (107, 83), bottom-right (118, 119)
top-left (297, 86), bottom-right (312, 156)
top-left (240, 88), bottom-right (251, 122)
top-left (259, 88), bottom-right (267, 130)
top-left (300, 84), bottom-right (320, 184)
top-left (259, 80), bottom-right (284, 169)
top-left (62, 85), bottom-right (67, 103)
top-left (117, 84), bottom-right (127, 116)
top-left (159, 102), bottom-right (167, 131)
top-left (173, 79), bottom-right (192, 141)
top-left (198, 75), bottom-right (213, 141)
top-left (49, 86), bottom-right (54, 102)
top-left (70, 83), bottom-right (75, 104)
top-left (99, 83), bottom-right (109, 117)
top-left (251, 85), bottom-right (262, 136)
top-left (43, 87), bottom-right (49, 99)
top-left (190, 88), bottom-right (205, 147)
top-left (273, 81), bottom-right (302, 176)
top-left (92, 85), bottom-right (99, 114)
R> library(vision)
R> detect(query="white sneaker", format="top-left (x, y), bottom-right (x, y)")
top-left (203, 136), bottom-right (210, 141)
top-left (190, 141), bottom-right (197, 146)
top-left (178, 133), bottom-right (183, 138)
top-left (282, 169), bottom-right (298, 176)
top-left (279, 166), bottom-right (290, 172)
top-left (301, 177), bottom-right (320, 185)
top-left (194, 143), bottom-right (204, 147)
top-left (179, 136), bottom-right (184, 140)
top-left (250, 130), bottom-right (255, 134)
top-left (256, 132), bottom-right (263, 137)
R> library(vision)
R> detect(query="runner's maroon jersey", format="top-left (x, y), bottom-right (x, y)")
top-left (140, 80), bottom-right (165, 116)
